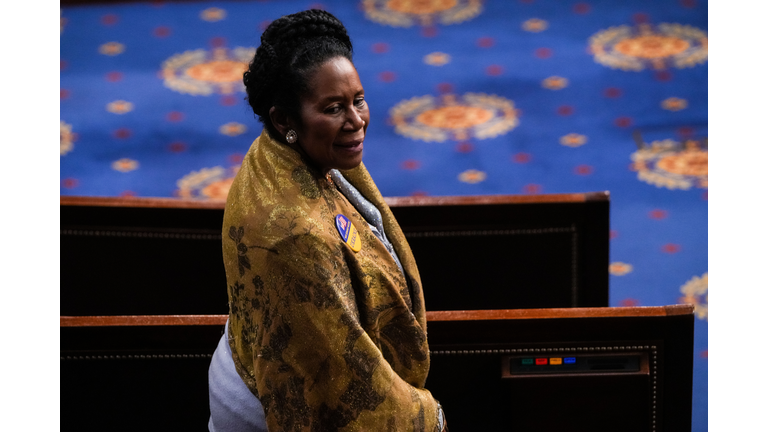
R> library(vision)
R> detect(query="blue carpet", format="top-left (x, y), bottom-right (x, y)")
top-left (60, 0), bottom-right (708, 429)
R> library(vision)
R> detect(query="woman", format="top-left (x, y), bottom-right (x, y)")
top-left (208, 9), bottom-right (446, 432)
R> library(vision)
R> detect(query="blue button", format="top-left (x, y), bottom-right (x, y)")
top-left (564, 357), bottom-right (576, 364)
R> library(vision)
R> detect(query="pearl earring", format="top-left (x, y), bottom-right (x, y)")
top-left (286, 129), bottom-right (297, 144)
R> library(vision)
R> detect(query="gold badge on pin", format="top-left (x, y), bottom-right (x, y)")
top-left (335, 214), bottom-right (361, 252)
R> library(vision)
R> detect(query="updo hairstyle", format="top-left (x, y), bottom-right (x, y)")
top-left (243, 9), bottom-right (354, 140)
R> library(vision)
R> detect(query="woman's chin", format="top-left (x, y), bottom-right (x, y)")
top-left (335, 155), bottom-right (364, 171)
top-left (332, 147), bottom-right (364, 170)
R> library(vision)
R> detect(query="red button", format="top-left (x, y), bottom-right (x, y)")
top-left (535, 358), bottom-right (548, 365)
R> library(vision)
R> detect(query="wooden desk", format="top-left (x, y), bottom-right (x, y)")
top-left (60, 192), bottom-right (609, 316)
top-left (61, 305), bottom-right (693, 431)
top-left (424, 305), bottom-right (694, 431)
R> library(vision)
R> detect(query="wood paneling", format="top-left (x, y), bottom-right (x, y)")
top-left (61, 305), bottom-right (694, 431)
top-left (60, 193), bottom-right (609, 316)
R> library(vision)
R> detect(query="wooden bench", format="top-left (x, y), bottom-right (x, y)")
top-left (60, 192), bottom-right (609, 317)
top-left (61, 305), bottom-right (693, 431)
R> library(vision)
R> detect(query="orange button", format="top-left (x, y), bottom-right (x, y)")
top-left (550, 357), bottom-right (562, 365)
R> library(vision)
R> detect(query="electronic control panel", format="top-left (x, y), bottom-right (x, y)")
top-left (502, 352), bottom-right (648, 377)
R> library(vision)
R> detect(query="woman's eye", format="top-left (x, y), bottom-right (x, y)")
top-left (355, 98), bottom-right (366, 106)
top-left (325, 105), bottom-right (341, 114)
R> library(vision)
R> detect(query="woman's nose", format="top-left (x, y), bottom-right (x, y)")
top-left (345, 108), bottom-right (365, 130)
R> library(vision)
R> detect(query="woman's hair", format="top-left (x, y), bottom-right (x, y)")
top-left (243, 9), bottom-right (354, 139)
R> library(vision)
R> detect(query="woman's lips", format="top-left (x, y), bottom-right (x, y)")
top-left (335, 139), bottom-right (364, 153)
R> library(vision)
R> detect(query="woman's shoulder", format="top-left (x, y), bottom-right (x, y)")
top-left (224, 133), bottom-right (338, 228)
top-left (224, 175), bottom-right (343, 257)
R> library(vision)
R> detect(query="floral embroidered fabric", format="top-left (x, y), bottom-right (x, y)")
top-left (222, 130), bottom-right (441, 431)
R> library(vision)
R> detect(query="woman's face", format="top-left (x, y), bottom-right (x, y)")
top-left (292, 56), bottom-right (369, 173)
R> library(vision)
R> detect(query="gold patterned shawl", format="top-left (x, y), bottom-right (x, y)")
top-left (222, 130), bottom-right (441, 431)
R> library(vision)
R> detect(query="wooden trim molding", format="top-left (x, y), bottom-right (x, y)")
top-left (424, 304), bottom-right (693, 321)
top-left (60, 315), bottom-right (229, 327)
top-left (60, 191), bottom-right (609, 211)
top-left (384, 191), bottom-right (609, 207)
top-left (60, 305), bottom-right (692, 327)
top-left (60, 196), bottom-right (226, 210)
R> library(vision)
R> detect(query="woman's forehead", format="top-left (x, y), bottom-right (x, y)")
top-left (304, 57), bottom-right (364, 102)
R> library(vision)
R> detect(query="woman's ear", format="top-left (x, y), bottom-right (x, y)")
top-left (269, 107), bottom-right (291, 138)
